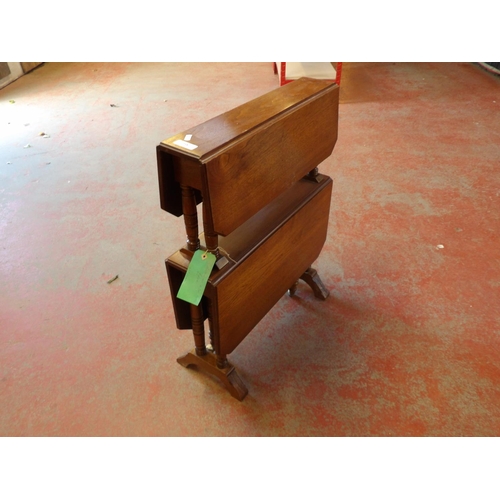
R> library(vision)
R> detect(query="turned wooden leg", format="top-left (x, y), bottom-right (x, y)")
top-left (177, 350), bottom-right (248, 401)
top-left (179, 297), bottom-right (248, 400)
top-left (190, 303), bottom-right (207, 356)
top-left (305, 167), bottom-right (320, 183)
top-left (299, 267), bottom-right (329, 300)
top-left (202, 201), bottom-right (220, 259)
top-left (180, 185), bottom-right (200, 251)
top-left (206, 299), bottom-right (215, 353)
top-left (207, 327), bottom-right (215, 353)
top-left (216, 354), bottom-right (228, 369)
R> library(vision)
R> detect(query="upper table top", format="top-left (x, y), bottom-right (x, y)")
top-left (160, 77), bottom-right (338, 163)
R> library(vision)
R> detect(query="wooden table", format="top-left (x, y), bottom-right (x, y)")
top-left (157, 77), bottom-right (339, 400)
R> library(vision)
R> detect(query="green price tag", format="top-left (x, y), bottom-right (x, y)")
top-left (177, 250), bottom-right (216, 306)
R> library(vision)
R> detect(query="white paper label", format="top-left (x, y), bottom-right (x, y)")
top-left (216, 256), bottom-right (229, 269)
top-left (173, 139), bottom-right (198, 151)
top-left (184, 134), bottom-right (193, 141)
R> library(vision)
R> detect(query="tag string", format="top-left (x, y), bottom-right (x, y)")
top-left (216, 246), bottom-right (236, 264)
top-left (200, 246), bottom-right (235, 264)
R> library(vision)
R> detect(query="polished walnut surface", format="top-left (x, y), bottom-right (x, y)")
top-left (161, 77), bottom-right (337, 161)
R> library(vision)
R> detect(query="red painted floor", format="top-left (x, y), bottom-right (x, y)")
top-left (1, 62), bottom-right (499, 436)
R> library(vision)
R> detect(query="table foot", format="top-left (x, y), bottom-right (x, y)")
top-left (299, 267), bottom-right (329, 300)
top-left (177, 350), bottom-right (248, 401)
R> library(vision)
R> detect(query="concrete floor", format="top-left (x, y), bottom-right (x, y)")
top-left (1, 62), bottom-right (499, 436)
